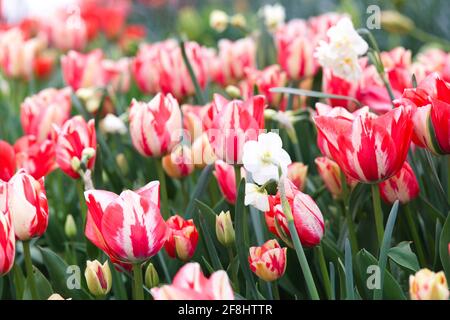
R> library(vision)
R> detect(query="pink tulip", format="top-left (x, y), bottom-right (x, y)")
top-left (249, 239), bottom-right (287, 282)
top-left (164, 215), bottom-right (198, 261)
top-left (61, 49), bottom-right (106, 90)
top-left (214, 160), bottom-right (236, 204)
top-left (0, 184), bottom-right (15, 276)
top-left (0, 141), bottom-right (16, 182)
top-left (379, 162), bottom-right (420, 204)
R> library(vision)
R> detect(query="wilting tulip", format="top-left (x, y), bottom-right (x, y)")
top-left (409, 269), bottom-right (449, 300)
top-left (394, 73), bottom-right (450, 155)
top-left (84, 181), bottom-right (167, 265)
top-left (129, 93), bottom-right (182, 158)
top-left (0, 140), bottom-right (15, 182)
top-left (61, 49), bottom-right (106, 91)
top-left (379, 162), bottom-right (419, 204)
top-left (214, 160), bottom-right (236, 204)
top-left (162, 145), bottom-right (194, 179)
top-left (20, 87), bottom-right (72, 142)
top-left (0, 191), bottom-right (15, 276)
top-left (164, 215), bottom-right (198, 261)
top-left (274, 20), bottom-right (318, 80)
top-left (265, 180), bottom-right (324, 247)
top-left (315, 156), bottom-right (357, 199)
top-left (8, 170), bottom-right (49, 241)
top-left (191, 133), bottom-right (217, 168)
top-left (14, 135), bottom-right (56, 179)
top-left (314, 106), bottom-right (413, 183)
top-left (207, 94), bottom-right (265, 164)
top-left (55, 116), bottom-right (97, 179)
top-left (85, 260), bottom-right (112, 297)
top-left (211, 37), bottom-right (256, 86)
top-left (151, 262), bottom-right (234, 300)
top-left (216, 210), bottom-right (235, 247)
top-left (249, 239), bottom-right (287, 282)
top-left (287, 162), bottom-right (308, 192)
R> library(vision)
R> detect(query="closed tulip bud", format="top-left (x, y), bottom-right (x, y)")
top-left (216, 211), bottom-right (235, 247)
top-left (70, 157), bottom-right (81, 173)
top-left (209, 10), bottom-right (229, 32)
top-left (225, 85), bottom-right (241, 99)
top-left (249, 239), bottom-right (287, 282)
top-left (145, 263), bottom-right (159, 288)
top-left (162, 145), bottom-right (194, 179)
top-left (76, 88), bottom-right (103, 113)
top-left (381, 11), bottom-right (414, 34)
top-left (379, 162), bottom-right (420, 204)
top-left (315, 156), bottom-right (358, 199)
top-left (164, 215), bottom-right (198, 261)
top-left (287, 162), bottom-right (308, 191)
top-left (214, 160), bottom-right (236, 204)
top-left (85, 260), bottom-right (112, 297)
top-left (82, 147), bottom-right (96, 162)
top-left (115, 153), bottom-right (129, 175)
top-left (409, 269), bottom-right (449, 300)
top-left (64, 214), bottom-right (77, 239)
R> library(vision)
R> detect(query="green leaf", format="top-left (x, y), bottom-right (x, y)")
top-left (344, 238), bottom-right (355, 300)
top-left (388, 241), bottom-right (420, 272)
top-left (185, 164), bottom-right (213, 219)
top-left (270, 87), bottom-right (362, 107)
top-left (329, 262), bottom-right (336, 300)
top-left (374, 200), bottom-right (399, 300)
top-left (440, 212), bottom-right (450, 282)
top-left (22, 268), bottom-right (53, 300)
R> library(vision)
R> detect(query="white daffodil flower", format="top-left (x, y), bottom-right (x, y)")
top-left (244, 183), bottom-right (270, 212)
top-left (258, 3), bottom-right (285, 31)
top-left (100, 113), bottom-right (127, 135)
top-left (242, 132), bottom-right (291, 185)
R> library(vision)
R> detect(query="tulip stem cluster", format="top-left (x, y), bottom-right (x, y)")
top-left (22, 241), bottom-right (38, 300)
top-left (371, 184), bottom-right (385, 246)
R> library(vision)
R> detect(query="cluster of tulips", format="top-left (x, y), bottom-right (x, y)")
top-left (0, 0), bottom-right (449, 301)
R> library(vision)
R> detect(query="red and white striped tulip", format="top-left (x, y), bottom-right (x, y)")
top-left (249, 239), bottom-right (287, 282)
top-left (314, 106), bottom-right (413, 183)
top-left (315, 156), bottom-right (357, 199)
top-left (394, 73), bottom-right (450, 155)
top-left (191, 133), bottom-right (217, 168)
top-left (211, 37), bottom-right (256, 86)
top-left (265, 180), bottom-right (324, 247)
top-left (162, 145), bottom-right (194, 179)
top-left (207, 94), bottom-right (265, 164)
top-left (129, 93), bottom-right (182, 158)
top-left (0, 185), bottom-right (15, 276)
top-left (8, 170), bottom-right (49, 241)
top-left (84, 181), bottom-right (167, 264)
top-left (214, 160), bottom-right (236, 204)
top-left (409, 268), bottom-right (449, 300)
top-left (164, 215), bottom-right (198, 261)
top-left (20, 87), bottom-right (72, 142)
top-left (14, 135), bottom-right (56, 180)
top-left (151, 262), bottom-right (234, 300)
top-left (61, 49), bottom-right (106, 91)
top-left (0, 141), bottom-right (16, 182)
top-left (379, 162), bottom-right (419, 204)
top-left (102, 58), bottom-right (131, 93)
top-left (55, 116), bottom-right (97, 179)
top-left (181, 103), bottom-right (211, 141)
top-left (287, 162), bottom-right (308, 192)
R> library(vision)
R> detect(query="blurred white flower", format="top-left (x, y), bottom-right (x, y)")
top-left (100, 114), bottom-right (127, 135)
top-left (210, 10), bottom-right (229, 32)
top-left (244, 183), bottom-right (270, 211)
top-left (315, 17), bottom-right (368, 82)
top-left (259, 3), bottom-right (285, 31)
top-left (242, 132), bottom-right (291, 185)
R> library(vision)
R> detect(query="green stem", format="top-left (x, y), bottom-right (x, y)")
top-left (76, 179), bottom-right (87, 226)
top-left (180, 40), bottom-right (205, 105)
top-left (22, 241), bottom-right (38, 300)
top-left (371, 184), bottom-right (385, 246)
top-left (132, 263), bottom-right (144, 300)
top-left (155, 159), bottom-right (169, 219)
top-left (404, 204), bottom-right (427, 267)
top-left (271, 281), bottom-right (280, 300)
top-left (411, 28), bottom-right (450, 50)
top-left (234, 165), bottom-right (241, 191)
top-left (339, 173), bottom-right (358, 253)
top-left (315, 245), bottom-right (332, 300)
top-left (227, 247), bottom-right (240, 293)
top-left (286, 127), bottom-right (303, 162)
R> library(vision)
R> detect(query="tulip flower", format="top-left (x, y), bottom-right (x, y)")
top-left (409, 269), bottom-right (449, 300)
top-left (265, 179), bottom-right (324, 247)
top-left (209, 10), bottom-right (229, 32)
top-left (129, 93), bottom-right (182, 158)
top-left (164, 215), bottom-right (198, 261)
top-left (0, 140), bottom-right (16, 182)
top-left (191, 133), bottom-right (217, 168)
top-left (287, 162), bottom-right (308, 192)
top-left (162, 145), bottom-right (194, 179)
top-left (394, 73), bottom-right (450, 155)
top-left (379, 162), bottom-right (420, 204)
top-left (181, 103), bottom-right (211, 141)
top-left (314, 106), bottom-right (413, 183)
top-left (8, 170), bottom-right (49, 240)
top-left (43, 10), bottom-right (88, 51)
top-left (249, 239), bottom-right (287, 282)
top-left (55, 116), bottom-right (97, 179)
top-left (20, 87), bottom-right (72, 142)
top-left (0, 190), bottom-right (15, 276)
top-left (216, 210), bottom-right (235, 247)
top-left (151, 262), bottom-right (234, 300)
top-left (214, 160), bottom-right (236, 204)
top-left (85, 260), bottom-right (112, 297)
top-left (84, 181), bottom-right (167, 265)
top-left (315, 156), bottom-right (357, 199)
top-left (14, 135), bottom-right (56, 180)
top-left (259, 4), bottom-right (286, 31)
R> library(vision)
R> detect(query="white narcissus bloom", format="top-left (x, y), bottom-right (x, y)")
top-left (242, 132), bottom-right (291, 185)
top-left (244, 183), bottom-right (270, 212)
top-left (314, 17), bottom-right (368, 82)
top-left (210, 10), bottom-right (229, 32)
top-left (259, 3), bottom-right (286, 31)
top-left (100, 114), bottom-right (127, 135)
